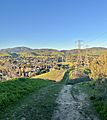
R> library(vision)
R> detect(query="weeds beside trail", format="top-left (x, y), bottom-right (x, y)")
top-left (80, 81), bottom-right (107, 120)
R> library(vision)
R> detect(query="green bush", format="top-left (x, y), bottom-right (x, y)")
top-left (93, 100), bottom-right (107, 120)
top-left (84, 68), bottom-right (91, 75)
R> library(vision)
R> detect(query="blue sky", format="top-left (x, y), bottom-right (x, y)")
top-left (0, 0), bottom-right (107, 50)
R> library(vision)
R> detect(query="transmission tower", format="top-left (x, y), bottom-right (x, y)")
top-left (77, 40), bottom-right (83, 65)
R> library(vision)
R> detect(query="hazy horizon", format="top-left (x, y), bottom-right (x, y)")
top-left (0, 46), bottom-right (107, 51)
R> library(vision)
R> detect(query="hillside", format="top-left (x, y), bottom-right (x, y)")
top-left (0, 47), bottom-right (107, 57)
top-left (34, 70), bottom-right (66, 82)
top-left (61, 47), bottom-right (107, 55)
top-left (0, 77), bottom-right (63, 120)
top-left (0, 47), bottom-right (61, 57)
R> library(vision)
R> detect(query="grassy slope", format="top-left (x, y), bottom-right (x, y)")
top-left (0, 78), bottom-right (52, 112)
top-left (0, 53), bottom-right (10, 56)
top-left (69, 70), bottom-right (72, 80)
top-left (79, 81), bottom-right (107, 120)
top-left (0, 71), bottom-right (68, 120)
top-left (0, 78), bottom-right (50, 112)
top-left (34, 70), bottom-right (66, 82)
top-left (0, 84), bottom-right (62, 120)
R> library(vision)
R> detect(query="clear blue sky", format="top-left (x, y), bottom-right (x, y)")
top-left (0, 0), bottom-right (107, 50)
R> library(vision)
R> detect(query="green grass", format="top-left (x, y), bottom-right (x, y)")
top-left (0, 83), bottom-right (62, 120)
top-left (34, 70), bottom-right (66, 82)
top-left (0, 53), bottom-right (10, 56)
top-left (0, 69), bottom-right (69, 120)
top-left (0, 78), bottom-right (52, 112)
top-left (0, 71), bottom-right (68, 119)
top-left (79, 81), bottom-right (107, 120)
top-left (69, 70), bottom-right (72, 80)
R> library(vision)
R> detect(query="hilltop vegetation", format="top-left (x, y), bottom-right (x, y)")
top-left (79, 81), bottom-right (107, 120)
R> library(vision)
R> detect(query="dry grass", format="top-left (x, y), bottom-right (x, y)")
top-left (33, 70), bottom-right (66, 82)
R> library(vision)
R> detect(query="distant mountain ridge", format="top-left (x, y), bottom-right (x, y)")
top-left (0, 47), bottom-right (32, 53)
top-left (61, 47), bottom-right (107, 55)
top-left (0, 47), bottom-right (107, 56)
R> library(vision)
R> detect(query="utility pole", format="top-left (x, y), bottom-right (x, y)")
top-left (74, 40), bottom-right (83, 76)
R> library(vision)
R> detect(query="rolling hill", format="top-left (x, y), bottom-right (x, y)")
top-left (0, 47), bottom-right (107, 57)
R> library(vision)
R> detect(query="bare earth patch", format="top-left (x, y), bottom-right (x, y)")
top-left (52, 84), bottom-right (99, 120)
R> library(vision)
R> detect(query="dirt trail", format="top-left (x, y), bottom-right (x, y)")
top-left (52, 84), bottom-right (99, 120)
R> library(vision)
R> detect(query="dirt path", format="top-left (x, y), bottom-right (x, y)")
top-left (52, 84), bottom-right (99, 120)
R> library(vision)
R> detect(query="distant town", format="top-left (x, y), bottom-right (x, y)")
top-left (0, 46), bottom-right (106, 80)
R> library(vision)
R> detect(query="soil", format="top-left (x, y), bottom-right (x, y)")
top-left (52, 84), bottom-right (99, 120)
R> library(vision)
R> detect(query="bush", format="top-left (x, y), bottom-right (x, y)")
top-left (84, 68), bottom-right (91, 75)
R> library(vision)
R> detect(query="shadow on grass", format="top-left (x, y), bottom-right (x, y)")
top-left (66, 76), bottom-right (91, 85)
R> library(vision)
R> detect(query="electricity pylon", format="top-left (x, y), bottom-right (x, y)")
top-left (77, 40), bottom-right (83, 65)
